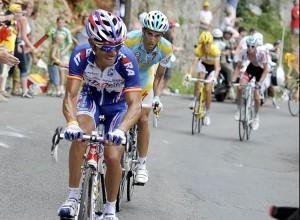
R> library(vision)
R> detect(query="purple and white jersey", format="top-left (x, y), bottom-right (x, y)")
top-left (238, 46), bottom-right (268, 69)
top-left (68, 44), bottom-right (141, 106)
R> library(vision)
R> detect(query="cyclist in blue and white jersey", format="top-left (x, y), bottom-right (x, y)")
top-left (58, 9), bottom-right (141, 220)
top-left (232, 36), bottom-right (269, 131)
top-left (125, 11), bottom-right (173, 184)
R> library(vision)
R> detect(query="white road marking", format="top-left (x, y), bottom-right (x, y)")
top-left (0, 142), bottom-right (10, 149)
top-left (0, 130), bottom-right (27, 138)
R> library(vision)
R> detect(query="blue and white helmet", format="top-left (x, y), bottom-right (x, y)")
top-left (143, 10), bottom-right (169, 33)
top-left (246, 35), bottom-right (258, 47)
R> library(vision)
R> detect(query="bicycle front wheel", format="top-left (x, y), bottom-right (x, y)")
top-left (239, 103), bottom-right (247, 141)
top-left (78, 167), bottom-right (96, 220)
top-left (288, 87), bottom-right (299, 116)
top-left (192, 99), bottom-right (200, 135)
top-left (153, 114), bottom-right (158, 128)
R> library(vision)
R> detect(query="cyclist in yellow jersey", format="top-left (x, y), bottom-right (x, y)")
top-left (187, 31), bottom-right (221, 125)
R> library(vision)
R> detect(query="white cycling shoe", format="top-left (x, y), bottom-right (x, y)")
top-left (203, 115), bottom-right (211, 126)
top-left (252, 116), bottom-right (260, 131)
top-left (234, 111), bottom-right (240, 121)
top-left (58, 198), bottom-right (78, 218)
top-left (135, 166), bottom-right (149, 184)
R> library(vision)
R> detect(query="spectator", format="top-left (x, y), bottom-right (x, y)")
top-left (8, 2), bottom-right (36, 98)
top-left (52, 16), bottom-right (72, 95)
top-left (47, 33), bottom-right (68, 97)
top-left (290, 0), bottom-right (299, 49)
top-left (199, 1), bottom-right (212, 33)
top-left (226, 0), bottom-right (239, 20)
top-left (0, 0), bottom-right (18, 102)
top-left (71, 13), bottom-right (89, 46)
top-left (162, 19), bottom-right (181, 94)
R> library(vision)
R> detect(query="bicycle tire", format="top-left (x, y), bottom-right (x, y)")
top-left (95, 173), bottom-right (106, 216)
top-left (153, 114), bottom-right (158, 128)
top-left (246, 101), bottom-right (254, 140)
top-left (288, 87), bottom-right (299, 116)
top-left (116, 170), bottom-right (126, 212)
top-left (127, 170), bottom-right (135, 201)
top-left (239, 102), bottom-right (246, 141)
top-left (78, 167), bottom-right (95, 220)
top-left (192, 98), bottom-right (200, 135)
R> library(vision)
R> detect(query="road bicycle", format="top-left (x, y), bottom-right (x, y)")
top-left (51, 116), bottom-right (129, 220)
top-left (187, 77), bottom-right (211, 135)
top-left (234, 77), bottom-right (256, 141)
top-left (288, 78), bottom-right (299, 117)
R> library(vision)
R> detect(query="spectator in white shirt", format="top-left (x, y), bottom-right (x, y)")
top-left (199, 1), bottom-right (212, 33)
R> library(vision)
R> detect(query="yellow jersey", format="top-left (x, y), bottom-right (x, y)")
top-left (194, 43), bottom-right (220, 65)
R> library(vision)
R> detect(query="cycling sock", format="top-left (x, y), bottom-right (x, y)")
top-left (68, 187), bottom-right (80, 200)
top-left (104, 201), bottom-right (116, 215)
top-left (138, 157), bottom-right (147, 168)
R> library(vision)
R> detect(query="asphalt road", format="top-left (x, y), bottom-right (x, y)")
top-left (0, 95), bottom-right (298, 220)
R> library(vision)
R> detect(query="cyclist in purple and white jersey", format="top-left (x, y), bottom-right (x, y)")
top-left (58, 9), bottom-right (141, 220)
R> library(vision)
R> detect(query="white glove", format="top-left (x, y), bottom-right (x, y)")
top-left (152, 96), bottom-right (163, 112)
top-left (64, 122), bottom-right (83, 141)
top-left (106, 129), bottom-right (126, 145)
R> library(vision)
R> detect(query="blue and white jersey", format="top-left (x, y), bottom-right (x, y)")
top-left (68, 44), bottom-right (141, 106)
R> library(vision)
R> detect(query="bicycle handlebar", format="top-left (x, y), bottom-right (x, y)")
top-left (50, 126), bottom-right (105, 162)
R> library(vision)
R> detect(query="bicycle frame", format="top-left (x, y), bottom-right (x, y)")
top-left (235, 77), bottom-right (256, 141)
top-left (188, 77), bottom-right (211, 135)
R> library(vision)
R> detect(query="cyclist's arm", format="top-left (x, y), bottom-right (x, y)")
top-left (63, 78), bottom-right (81, 123)
top-left (232, 61), bottom-right (242, 82)
top-left (118, 91), bottom-right (142, 132)
top-left (214, 57), bottom-right (221, 80)
top-left (189, 57), bottom-right (198, 75)
top-left (153, 64), bottom-right (166, 97)
top-left (258, 63), bottom-right (269, 84)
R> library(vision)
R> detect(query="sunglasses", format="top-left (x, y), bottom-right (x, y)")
top-left (95, 43), bottom-right (123, 53)
top-left (247, 45), bottom-right (256, 49)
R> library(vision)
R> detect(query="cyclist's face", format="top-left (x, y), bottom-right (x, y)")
top-left (143, 28), bottom-right (163, 52)
top-left (92, 41), bottom-right (120, 68)
top-left (202, 43), bottom-right (210, 53)
top-left (247, 45), bottom-right (256, 54)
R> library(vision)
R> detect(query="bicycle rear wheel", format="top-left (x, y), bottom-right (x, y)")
top-left (78, 167), bottom-right (95, 220)
top-left (288, 87), bottom-right (299, 116)
top-left (239, 103), bottom-right (247, 141)
top-left (192, 99), bottom-right (200, 135)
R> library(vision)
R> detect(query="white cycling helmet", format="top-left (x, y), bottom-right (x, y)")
top-left (143, 10), bottom-right (169, 33)
top-left (246, 35), bottom-right (258, 46)
top-left (264, 43), bottom-right (274, 51)
top-left (212, 28), bottom-right (223, 38)
top-left (86, 9), bottom-right (127, 44)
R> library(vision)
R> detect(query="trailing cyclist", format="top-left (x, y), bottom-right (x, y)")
top-left (231, 35), bottom-right (269, 131)
top-left (188, 31), bottom-right (221, 125)
top-left (125, 10), bottom-right (173, 184)
top-left (58, 9), bottom-right (142, 220)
